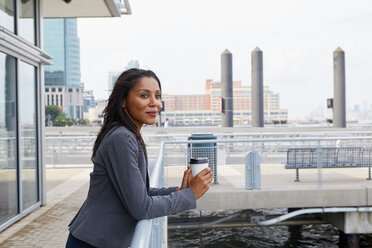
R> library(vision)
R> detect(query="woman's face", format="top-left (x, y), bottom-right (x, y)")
top-left (122, 77), bottom-right (162, 130)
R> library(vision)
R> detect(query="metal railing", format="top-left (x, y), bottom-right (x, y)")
top-left (0, 137), bottom-right (37, 169)
top-left (44, 136), bottom-right (95, 165)
top-left (42, 129), bottom-right (372, 166)
top-left (162, 136), bottom-right (372, 189)
top-left (130, 136), bottom-right (372, 247)
top-left (130, 143), bottom-right (166, 248)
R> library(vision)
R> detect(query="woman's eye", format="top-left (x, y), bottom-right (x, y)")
top-left (141, 94), bottom-right (148, 98)
top-left (156, 94), bottom-right (162, 99)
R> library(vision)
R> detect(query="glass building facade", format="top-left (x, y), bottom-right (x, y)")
top-left (0, 0), bottom-right (125, 234)
top-left (44, 18), bottom-right (83, 119)
top-left (44, 18), bottom-right (81, 87)
top-left (0, 0), bottom-right (45, 231)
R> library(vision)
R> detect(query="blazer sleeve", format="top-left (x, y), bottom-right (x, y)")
top-left (99, 131), bottom-right (196, 220)
top-left (149, 187), bottom-right (178, 196)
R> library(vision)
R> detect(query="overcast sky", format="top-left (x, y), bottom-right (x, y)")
top-left (78, 0), bottom-right (372, 120)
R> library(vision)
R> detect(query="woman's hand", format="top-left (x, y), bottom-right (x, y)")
top-left (189, 168), bottom-right (213, 200)
top-left (176, 166), bottom-right (192, 191)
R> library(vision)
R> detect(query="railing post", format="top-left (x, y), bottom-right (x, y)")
top-left (53, 149), bottom-right (56, 169)
top-left (317, 141), bottom-right (323, 188)
top-left (245, 151), bottom-right (261, 190)
top-left (58, 131), bottom-right (62, 154)
top-left (150, 217), bottom-right (163, 248)
top-left (130, 142), bottom-right (166, 248)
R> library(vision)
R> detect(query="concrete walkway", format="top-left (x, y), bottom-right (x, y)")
top-left (0, 168), bottom-right (91, 248)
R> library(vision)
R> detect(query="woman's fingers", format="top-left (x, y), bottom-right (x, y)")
top-left (180, 167), bottom-right (192, 190)
top-left (198, 168), bottom-right (213, 181)
top-left (199, 167), bottom-right (211, 176)
top-left (188, 167), bottom-right (214, 199)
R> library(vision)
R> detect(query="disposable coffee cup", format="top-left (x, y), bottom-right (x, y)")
top-left (190, 157), bottom-right (209, 177)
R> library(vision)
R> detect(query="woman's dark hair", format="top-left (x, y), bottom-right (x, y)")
top-left (92, 68), bottom-right (161, 160)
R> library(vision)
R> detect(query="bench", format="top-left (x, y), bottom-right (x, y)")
top-left (285, 147), bottom-right (372, 182)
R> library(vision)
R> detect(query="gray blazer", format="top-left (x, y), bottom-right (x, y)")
top-left (69, 126), bottom-right (196, 248)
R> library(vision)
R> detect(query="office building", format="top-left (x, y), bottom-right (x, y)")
top-left (83, 90), bottom-right (96, 119)
top-left (125, 59), bottom-right (140, 70)
top-left (0, 0), bottom-right (130, 232)
top-left (44, 18), bottom-right (83, 119)
top-left (162, 79), bottom-right (288, 126)
top-left (88, 99), bottom-right (108, 125)
top-left (108, 60), bottom-right (140, 95)
top-left (108, 71), bottom-right (121, 95)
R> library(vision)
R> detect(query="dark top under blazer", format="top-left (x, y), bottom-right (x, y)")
top-left (68, 126), bottom-right (196, 248)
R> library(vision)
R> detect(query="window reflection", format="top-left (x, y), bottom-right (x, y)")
top-left (0, 0), bottom-right (15, 32)
top-left (19, 61), bottom-right (38, 209)
top-left (18, 0), bottom-right (35, 44)
top-left (0, 52), bottom-right (18, 223)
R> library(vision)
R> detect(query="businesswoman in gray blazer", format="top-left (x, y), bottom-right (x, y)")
top-left (66, 69), bottom-right (213, 248)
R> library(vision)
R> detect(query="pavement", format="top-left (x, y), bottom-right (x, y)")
top-left (0, 167), bottom-right (92, 248)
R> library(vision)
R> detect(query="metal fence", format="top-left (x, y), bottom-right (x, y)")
top-left (44, 136), bottom-right (95, 165)
top-left (43, 135), bottom-right (372, 189)
top-left (131, 136), bottom-right (372, 248)
top-left (44, 130), bottom-right (372, 165)
top-left (1, 137), bottom-right (36, 169)
top-left (41, 134), bottom-right (372, 247)
top-left (44, 135), bottom-right (172, 165)
top-left (162, 137), bottom-right (372, 189)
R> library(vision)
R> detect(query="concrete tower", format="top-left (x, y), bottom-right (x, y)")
top-left (251, 47), bottom-right (264, 127)
top-left (221, 49), bottom-right (233, 127)
top-left (333, 47), bottom-right (346, 128)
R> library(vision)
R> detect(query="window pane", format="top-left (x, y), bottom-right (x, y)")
top-left (19, 61), bottom-right (37, 209)
top-left (18, 0), bottom-right (35, 44)
top-left (0, 0), bottom-right (14, 32)
top-left (0, 52), bottom-right (18, 224)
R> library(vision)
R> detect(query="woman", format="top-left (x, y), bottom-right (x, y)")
top-left (66, 68), bottom-right (213, 248)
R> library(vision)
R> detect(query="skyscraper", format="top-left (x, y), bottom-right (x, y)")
top-left (83, 90), bottom-right (96, 114)
top-left (108, 71), bottom-right (121, 96)
top-left (125, 59), bottom-right (140, 70)
top-left (107, 60), bottom-right (140, 96)
top-left (44, 18), bottom-right (83, 119)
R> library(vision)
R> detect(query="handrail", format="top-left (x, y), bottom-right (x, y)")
top-left (42, 135), bottom-right (372, 142)
top-left (257, 207), bottom-right (372, 226)
top-left (163, 135), bottom-right (372, 144)
top-left (130, 142), bottom-right (165, 248)
top-left (43, 131), bottom-right (372, 139)
top-left (45, 136), bottom-right (96, 139)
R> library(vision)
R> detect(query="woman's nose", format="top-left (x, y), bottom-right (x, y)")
top-left (149, 95), bottom-right (160, 107)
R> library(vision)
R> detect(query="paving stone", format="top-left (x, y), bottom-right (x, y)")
top-left (0, 168), bottom-right (90, 248)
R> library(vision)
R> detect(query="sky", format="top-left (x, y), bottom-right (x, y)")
top-left (78, 0), bottom-right (372, 120)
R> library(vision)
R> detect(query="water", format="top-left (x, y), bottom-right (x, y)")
top-left (168, 211), bottom-right (372, 248)
top-left (168, 225), bottom-right (339, 247)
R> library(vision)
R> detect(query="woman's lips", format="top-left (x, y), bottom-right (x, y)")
top-left (146, 111), bottom-right (157, 117)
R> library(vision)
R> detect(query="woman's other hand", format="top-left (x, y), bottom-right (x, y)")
top-left (176, 166), bottom-right (192, 191)
top-left (189, 168), bottom-right (213, 200)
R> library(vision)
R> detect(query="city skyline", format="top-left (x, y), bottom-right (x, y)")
top-left (77, 0), bottom-right (372, 120)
